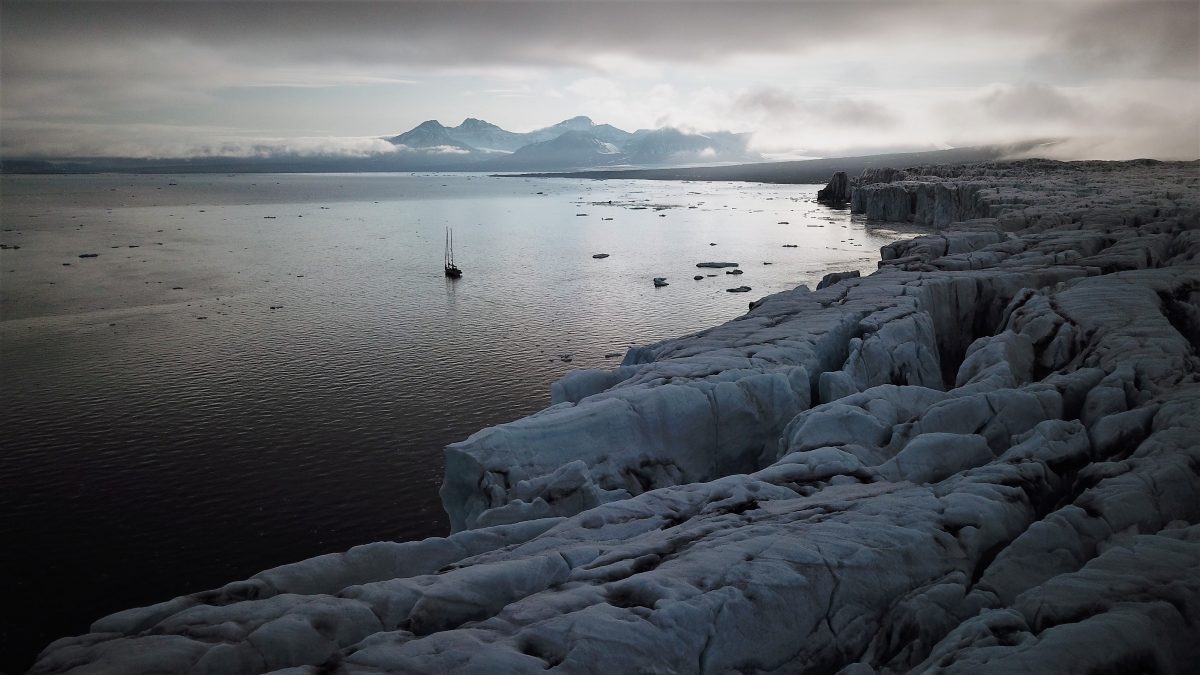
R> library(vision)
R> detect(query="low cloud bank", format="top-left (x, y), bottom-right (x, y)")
top-left (740, 79), bottom-right (1199, 161)
top-left (0, 125), bottom-right (402, 159)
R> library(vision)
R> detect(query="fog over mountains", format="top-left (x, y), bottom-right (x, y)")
top-left (3, 116), bottom-right (761, 174)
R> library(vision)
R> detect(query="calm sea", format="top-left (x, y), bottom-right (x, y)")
top-left (0, 172), bottom-right (923, 667)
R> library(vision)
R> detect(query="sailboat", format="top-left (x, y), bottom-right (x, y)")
top-left (444, 227), bottom-right (463, 278)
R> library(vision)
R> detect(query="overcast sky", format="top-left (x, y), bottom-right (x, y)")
top-left (2, 0), bottom-right (1197, 160)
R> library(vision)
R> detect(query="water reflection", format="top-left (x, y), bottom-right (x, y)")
top-left (0, 172), bottom-right (929, 669)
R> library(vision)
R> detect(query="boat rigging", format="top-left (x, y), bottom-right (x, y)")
top-left (444, 227), bottom-right (463, 278)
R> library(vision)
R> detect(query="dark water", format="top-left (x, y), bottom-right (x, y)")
top-left (0, 173), bottom-right (923, 668)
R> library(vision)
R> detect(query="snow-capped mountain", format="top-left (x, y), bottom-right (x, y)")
top-left (383, 116), bottom-right (760, 170)
top-left (445, 118), bottom-right (527, 153)
top-left (386, 120), bottom-right (477, 154)
top-left (485, 130), bottom-right (625, 170)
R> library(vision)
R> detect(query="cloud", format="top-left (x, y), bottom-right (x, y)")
top-left (565, 78), bottom-right (624, 100)
top-left (1033, 0), bottom-right (1200, 81)
top-left (0, 2), bottom-right (879, 70)
top-left (478, 85), bottom-right (536, 97)
top-left (973, 82), bottom-right (1085, 122)
top-left (0, 120), bottom-right (402, 159)
top-left (1, 1), bottom-right (1196, 159)
top-left (737, 79), bottom-right (1199, 160)
top-left (937, 80), bottom-right (1200, 160)
top-left (734, 87), bottom-right (899, 128)
top-left (5, 1), bottom-right (1153, 84)
top-left (415, 145), bottom-right (472, 155)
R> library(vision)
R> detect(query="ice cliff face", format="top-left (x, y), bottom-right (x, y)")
top-left (33, 160), bottom-right (1200, 674)
top-left (816, 171), bottom-right (850, 204)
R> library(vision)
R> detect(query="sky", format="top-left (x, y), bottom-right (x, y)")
top-left (2, 0), bottom-right (1198, 160)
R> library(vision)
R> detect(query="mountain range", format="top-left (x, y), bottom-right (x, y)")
top-left (384, 115), bottom-right (760, 170)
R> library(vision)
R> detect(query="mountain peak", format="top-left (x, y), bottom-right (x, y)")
top-left (388, 120), bottom-right (476, 152)
top-left (558, 115), bottom-right (594, 129)
top-left (456, 118), bottom-right (499, 131)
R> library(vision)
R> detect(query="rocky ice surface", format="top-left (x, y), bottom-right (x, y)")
top-left (34, 160), bottom-right (1200, 674)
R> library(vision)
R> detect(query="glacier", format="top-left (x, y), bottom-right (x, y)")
top-left (32, 159), bottom-right (1200, 674)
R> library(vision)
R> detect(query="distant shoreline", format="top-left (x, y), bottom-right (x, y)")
top-left (0, 143), bottom-right (1040, 178)
top-left (499, 144), bottom-right (1052, 184)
